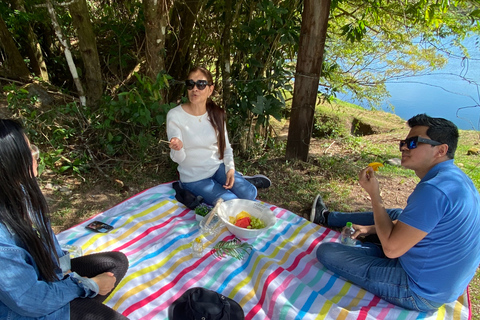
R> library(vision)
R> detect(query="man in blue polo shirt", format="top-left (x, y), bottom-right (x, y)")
top-left (313, 113), bottom-right (480, 312)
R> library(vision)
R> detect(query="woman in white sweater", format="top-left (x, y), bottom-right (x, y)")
top-left (167, 66), bottom-right (270, 205)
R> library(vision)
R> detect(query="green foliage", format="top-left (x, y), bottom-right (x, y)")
top-left (43, 149), bottom-right (89, 175)
top-left (3, 71), bottom-right (175, 175)
top-left (93, 1), bottom-right (144, 82)
top-left (221, 0), bottom-right (299, 154)
top-left (95, 72), bottom-right (175, 158)
top-left (2, 2), bottom-right (50, 50)
top-left (313, 113), bottom-right (346, 138)
top-left (4, 84), bottom-right (90, 175)
top-left (195, 204), bottom-right (212, 217)
top-left (108, 73), bottom-right (172, 127)
top-left (341, 20), bottom-right (367, 43)
top-left (4, 84), bottom-right (31, 108)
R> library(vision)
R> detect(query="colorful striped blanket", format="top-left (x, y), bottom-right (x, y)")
top-left (57, 182), bottom-right (471, 320)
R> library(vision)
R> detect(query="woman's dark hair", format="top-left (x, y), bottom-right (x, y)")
top-left (0, 119), bottom-right (59, 282)
top-left (407, 113), bottom-right (459, 159)
top-left (187, 66), bottom-right (227, 159)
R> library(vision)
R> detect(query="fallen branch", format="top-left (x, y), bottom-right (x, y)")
top-left (323, 141), bottom-right (336, 154)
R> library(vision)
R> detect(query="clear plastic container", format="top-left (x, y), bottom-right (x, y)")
top-left (340, 222), bottom-right (357, 246)
top-left (199, 211), bottom-right (225, 236)
top-left (191, 236), bottom-right (204, 258)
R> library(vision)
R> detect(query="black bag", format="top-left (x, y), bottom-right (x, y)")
top-left (168, 287), bottom-right (245, 320)
top-left (172, 181), bottom-right (203, 209)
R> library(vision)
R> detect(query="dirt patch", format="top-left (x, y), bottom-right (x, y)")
top-left (40, 169), bottom-right (169, 233)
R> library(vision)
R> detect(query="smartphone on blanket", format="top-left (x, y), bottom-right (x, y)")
top-left (85, 221), bottom-right (114, 233)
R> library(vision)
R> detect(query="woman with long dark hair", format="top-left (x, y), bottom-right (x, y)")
top-left (167, 66), bottom-right (270, 205)
top-left (0, 119), bottom-right (129, 320)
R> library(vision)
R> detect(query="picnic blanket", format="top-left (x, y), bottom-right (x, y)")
top-left (57, 182), bottom-right (471, 320)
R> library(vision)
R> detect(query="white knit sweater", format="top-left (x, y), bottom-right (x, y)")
top-left (166, 105), bottom-right (235, 182)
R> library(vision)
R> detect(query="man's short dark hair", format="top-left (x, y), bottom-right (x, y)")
top-left (407, 113), bottom-right (459, 159)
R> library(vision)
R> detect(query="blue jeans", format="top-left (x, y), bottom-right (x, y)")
top-left (317, 243), bottom-right (443, 311)
top-left (181, 164), bottom-right (257, 205)
top-left (317, 208), bottom-right (443, 312)
top-left (327, 208), bottom-right (403, 227)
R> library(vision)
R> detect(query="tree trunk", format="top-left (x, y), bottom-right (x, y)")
top-left (69, 0), bottom-right (103, 109)
top-left (9, 0), bottom-right (49, 82)
top-left (144, 0), bottom-right (169, 91)
top-left (45, 0), bottom-right (86, 106)
top-left (220, 0), bottom-right (233, 110)
top-left (165, 0), bottom-right (203, 103)
top-left (0, 14), bottom-right (31, 80)
top-left (285, 0), bottom-right (331, 161)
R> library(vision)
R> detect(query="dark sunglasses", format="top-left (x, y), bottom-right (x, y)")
top-left (399, 136), bottom-right (442, 151)
top-left (185, 79), bottom-right (210, 91)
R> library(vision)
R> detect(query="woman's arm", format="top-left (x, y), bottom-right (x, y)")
top-left (0, 245), bottom-right (96, 317)
top-left (223, 125), bottom-right (235, 173)
top-left (167, 110), bottom-right (186, 163)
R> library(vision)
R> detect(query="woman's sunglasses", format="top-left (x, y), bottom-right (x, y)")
top-left (185, 79), bottom-right (210, 91)
top-left (399, 136), bottom-right (442, 151)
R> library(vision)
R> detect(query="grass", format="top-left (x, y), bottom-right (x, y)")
top-left (43, 102), bottom-right (480, 318)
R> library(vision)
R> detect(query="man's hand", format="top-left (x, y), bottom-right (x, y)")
top-left (224, 169), bottom-right (235, 189)
top-left (359, 166), bottom-right (381, 202)
top-left (169, 137), bottom-right (183, 151)
top-left (91, 272), bottom-right (116, 296)
top-left (358, 166), bottom-right (428, 258)
top-left (351, 224), bottom-right (376, 239)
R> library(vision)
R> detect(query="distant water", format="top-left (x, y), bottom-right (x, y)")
top-left (337, 37), bottom-right (480, 131)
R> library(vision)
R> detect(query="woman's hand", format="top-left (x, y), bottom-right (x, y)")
top-left (351, 224), bottom-right (376, 239)
top-left (169, 137), bottom-right (183, 151)
top-left (91, 272), bottom-right (117, 296)
top-left (224, 169), bottom-right (235, 189)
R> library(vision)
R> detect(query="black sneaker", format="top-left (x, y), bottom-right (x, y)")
top-left (244, 174), bottom-right (272, 189)
top-left (310, 194), bottom-right (329, 225)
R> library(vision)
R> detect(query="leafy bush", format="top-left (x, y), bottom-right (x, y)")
top-left (95, 72), bottom-right (176, 159)
top-left (3, 72), bottom-right (176, 175)
top-left (312, 114), bottom-right (346, 138)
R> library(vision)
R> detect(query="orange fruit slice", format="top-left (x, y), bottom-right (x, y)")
top-left (368, 162), bottom-right (384, 171)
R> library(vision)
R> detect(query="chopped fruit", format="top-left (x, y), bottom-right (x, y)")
top-left (236, 211), bottom-right (251, 220)
top-left (368, 162), bottom-right (384, 171)
top-left (234, 217), bottom-right (251, 228)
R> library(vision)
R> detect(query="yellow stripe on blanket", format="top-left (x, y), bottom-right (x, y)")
top-left (83, 200), bottom-right (176, 254)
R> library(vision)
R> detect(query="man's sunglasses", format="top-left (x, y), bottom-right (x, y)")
top-left (185, 79), bottom-right (210, 91)
top-left (399, 136), bottom-right (442, 151)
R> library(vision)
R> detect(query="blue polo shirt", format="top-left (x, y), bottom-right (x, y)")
top-left (398, 160), bottom-right (480, 303)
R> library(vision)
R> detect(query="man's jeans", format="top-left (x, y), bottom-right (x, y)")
top-left (327, 208), bottom-right (403, 227)
top-left (317, 208), bottom-right (443, 312)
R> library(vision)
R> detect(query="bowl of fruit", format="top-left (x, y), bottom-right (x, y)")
top-left (217, 199), bottom-right (276, 239)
